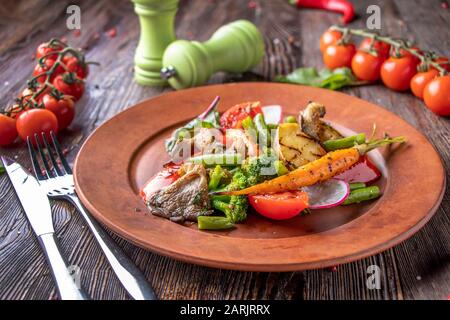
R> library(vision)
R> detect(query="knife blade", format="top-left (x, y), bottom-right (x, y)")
top-left (1, 156), bottom-right (54, 236)
top-left (1, 156), bottom-right (89, 300)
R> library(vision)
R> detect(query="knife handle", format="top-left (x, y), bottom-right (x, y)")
top-left (38, 233), bottom-right (89, 300)
top-left (68, 195), bottom-right (157, 300)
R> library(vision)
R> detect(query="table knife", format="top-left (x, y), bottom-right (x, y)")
top-left (1, 156), bottom-right (89, 300)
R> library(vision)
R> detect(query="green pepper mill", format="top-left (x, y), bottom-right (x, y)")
top-left (161, 20), bottom-right (265, 90)
top-left (131, 0), bottom-right (179, 86)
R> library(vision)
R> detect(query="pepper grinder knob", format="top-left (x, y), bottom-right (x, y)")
top-left (160, 65), bottom-right (177, 80)
top-left (161, 20), bottom-right (265, 90)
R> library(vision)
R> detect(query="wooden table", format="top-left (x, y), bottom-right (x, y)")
top-left (0, 0), bottom-right (448, 300)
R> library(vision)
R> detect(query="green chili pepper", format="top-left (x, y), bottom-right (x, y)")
top-left (197, 216), bottom-right (235, 230)
top-left (349, 182), bottom-right (366, 191)
top-left (342, 186), bottom-right (381, 205)
top-left (323, 133), bottom-right (366, 151)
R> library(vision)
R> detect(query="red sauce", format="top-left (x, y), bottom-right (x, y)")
top-left (335, 155), bottom-right (381, 184)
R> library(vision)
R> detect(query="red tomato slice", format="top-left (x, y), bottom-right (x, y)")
top-left (248, 191), bottom-right (309, 220)
top-left (335, 155), bottom-right (381, 184)
top-left (140, 164), bottom-right (180, 201)
top-left (219, 101), bottom-right (262, 129)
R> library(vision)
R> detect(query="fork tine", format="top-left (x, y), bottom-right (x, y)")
top-left (27, 136), bottom-right (45, 180)
top-left (42, 133), bottom-right (63, 176)
top-left (50, 131), bottom-right (72, 174)
top-left (34, 133), bottom-right (53, 179)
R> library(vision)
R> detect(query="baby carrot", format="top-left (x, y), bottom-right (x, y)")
top-left (220, 136), bottom-right (405, 195)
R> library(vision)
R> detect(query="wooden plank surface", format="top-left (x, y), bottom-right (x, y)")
top-left (0, 0), bottom-right (448, 300)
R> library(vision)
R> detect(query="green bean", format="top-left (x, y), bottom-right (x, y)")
top-left (197, 216), bottom-right (235, 230)
top-left (323, 133), bottom-right (366, 151)
top-left (187, 153), bottom-right (242, 167)
top-left (253, 113), bottom-right (271, 147)
top-left (208, 165), bottom-right (224, 190)
top-left (349, 182), bottom-right (366, 191)
top-left (342, 186), bottom-right (381, 205)
top-left (284, 115), bottom-right (297, 123)
top-left (211, 194), bottom-right (231, 202)
top-left (267, 124), bottom-right (278, 131)
top-left (274, 160), bottom-right (289, 176)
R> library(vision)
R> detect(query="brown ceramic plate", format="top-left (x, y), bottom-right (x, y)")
top-left (74, 83), bottom-right (445, 271)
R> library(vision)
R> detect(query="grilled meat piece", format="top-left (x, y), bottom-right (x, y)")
top-left (299, 102), bottom-right (343, 142)
top-left (146, 163), bottom-right (212, 223)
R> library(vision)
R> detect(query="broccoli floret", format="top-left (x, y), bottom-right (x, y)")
top-left (241, 151), bottom-right (278, 186)
top-left (212, 169), bottom-right (249, 223)
top-left (227, 168), bottom-right (248, 191)
top-left (212, 196), bottom-right (248, 223)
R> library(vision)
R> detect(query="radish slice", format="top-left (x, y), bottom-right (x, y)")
top-left (262, 105), bottom-right (282, 124)
top-left (302, 179), bottom-right (350, 209)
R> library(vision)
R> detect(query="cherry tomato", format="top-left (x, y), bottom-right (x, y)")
top-left (359, 38), bottom-right (390, 58)
top-left (323, 43), bottom-right (356, 69)
top-left (140, 164), bottom-right (180, 201)
top-left (248, 191), bottom-right (309, 220)
top-left (52, 73), bottom-right (85, 101)
top-left (62, 56), bottom-right (89, 79)
top-left (219, 101), bottom-right (262, 129)
top-left (351, 51), bottom-right (385, 82)
top-left (423, 76), bottom-right (450, 116)
top-left (320, 29), bottom-right (342, 53)
top-left (0, 114), bottom-right (18, 146)
top-left (431, 56), bottom-right (450, 72)
top-left (36, 42), bottom-right (64, 60)
top-left (380, 56), bottom-right (418, 91)
top-left (42, 94), bottom-right (75, 130)
top-left (33, 59), bottom-right (64, 83)
top-left (410, 69), bottom-right (439, 99)
top-left (16, 109), bottom-right (58, 144)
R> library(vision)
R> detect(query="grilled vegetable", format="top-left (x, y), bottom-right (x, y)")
top-left (273, 123), bottom-right (326, 170)
top-left (299, 102), bottom-right (343, 142)
top-left (220, 136), bottom-right (406, 195)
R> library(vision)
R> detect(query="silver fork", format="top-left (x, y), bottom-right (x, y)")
top-left (27, 132), bottom-right (157, 300)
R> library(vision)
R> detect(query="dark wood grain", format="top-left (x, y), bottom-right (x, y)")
top-left (0, 0), bottom-right (448, 300)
